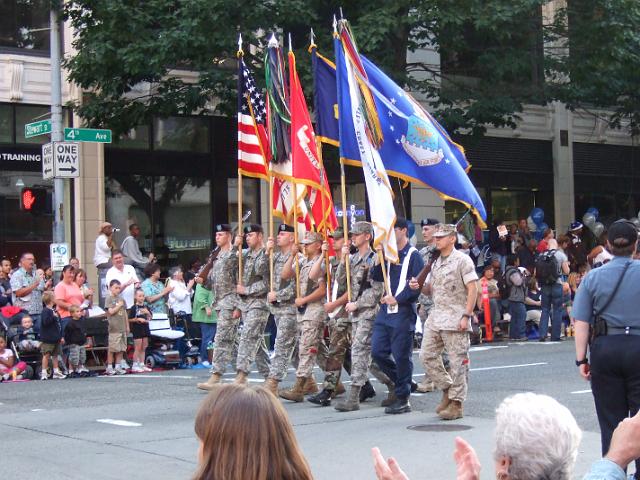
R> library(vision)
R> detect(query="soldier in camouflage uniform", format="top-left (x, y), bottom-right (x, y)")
top-left (307, 230), bottom-right (351, 406)
top-left (416, 218), bottom-right (439, 393)
top-left (197, 224), bottom-right (240, 391)
top-left (234, 223), bottom-right (271, 384)
top-left (420, 224), bottom-right (478, 420)
top-left (263, 224), bottom-right (298, 395)
top-left (279, 231), bottom-right (327, 402)
top-left (334, 222), bottom-right (389, 411)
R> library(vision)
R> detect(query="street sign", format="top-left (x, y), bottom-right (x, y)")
top-left (53, 142), bottom-right (80, 178)
top-left (64, 127), bottom-right (112, 143)
top-left (25, 119), bottom-right (52, 138)
top-left (42, 142), bottom-right (54, 179)
top-left (50, 243), bottom-right (70, 271)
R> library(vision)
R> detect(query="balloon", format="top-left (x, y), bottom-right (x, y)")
top-left (527, 216), bottom-right (537, 232)
top-left (632, 218), bottom-right (640, 229)
top-left (537, 222), bottom-right (549, 233)
top-left (530, 208), bottom-right (544, 226)
top-left (592, 222), bottom-right (605, 237)
top-left (582, 212), bottom-right (596, 228)
top-left (407, 220), bottom-right (415, 239)
top-left (586, 207), bottom-right (599, 219)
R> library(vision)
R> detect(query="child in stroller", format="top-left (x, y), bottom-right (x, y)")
top-left (0, 335), bottom-right (27, 381)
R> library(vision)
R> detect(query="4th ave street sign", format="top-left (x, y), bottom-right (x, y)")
top-left (25, 120), bottom-right (52, 138)
top-left (64, 127), bottom-right (112, 143)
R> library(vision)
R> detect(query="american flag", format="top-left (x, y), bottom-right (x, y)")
top-left (238, 57), bottom-right (269, 179)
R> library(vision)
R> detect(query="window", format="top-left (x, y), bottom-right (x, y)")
top-left (15, 105), bottom-right (50, 144)
top-left (0, 0), bottom-right (51, 53)
top-left (153, 117), bottom-right (209, 153)
top-left (110, 125), bottom-right (151, 150)
top-left (227, 177), bottom-right (260, 226)
top-left (0, 104), bottom-right (12, 143)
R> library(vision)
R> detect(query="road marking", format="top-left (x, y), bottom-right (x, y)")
top-left (31, 408), bottom-right (45, 412)
top-left (571, 389), bottom-right (592, 394)
top-left (469, 345), bottom-right (509, 352)
top-left (470, 362), bottom-right (547, 372)
top-left (97, 419), bottom-right (142, 427)
top-left (97, 374), bottom-right (195, 379)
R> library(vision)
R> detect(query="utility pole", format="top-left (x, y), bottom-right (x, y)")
top-left (50, 3), bottom-right (65, 244)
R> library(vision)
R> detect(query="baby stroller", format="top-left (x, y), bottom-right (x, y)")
top-left (6, 325), bottom-right (39, 380)
top-left (144, 313), bottom-right (184, 369)
top-left (171, 310), bottom-right (201, 367)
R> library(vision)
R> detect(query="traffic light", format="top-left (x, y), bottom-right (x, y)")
top-left (20, 187), bottom-right (49, 214)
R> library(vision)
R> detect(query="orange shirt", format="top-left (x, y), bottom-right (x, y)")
top-left (54, 281), bottom-right (84, 318)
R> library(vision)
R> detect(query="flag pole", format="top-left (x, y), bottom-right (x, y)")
top-left (292, 181), bottom-right (301, 298)
top-left (268, 165), bottom-right (274, 292)
top-left (237, 34), bottom-right (244, 284)
top-left (334, 18), bottom-right (352, 302)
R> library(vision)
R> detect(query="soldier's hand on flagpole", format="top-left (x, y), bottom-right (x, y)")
top-left (234, 235), bottom-right (243, 248)
top-left (266, 237), bottom-right (275, 253)
top-left (323, 301), bottom-right (335, 314)
top-left (236, 284), bottom-right (247, 295)
top-left (321, 241), bottom-right (329, 253)
top-left (294, 297), bottom-right (306, 308)
top-left (345, 302), bottom-right (357, 313)
top-left (232, 309), bottom-right (241, 319)
top-left (267, 291), bottom-right (277, 303)
top-left (341, 245), bottom-right (350, 260)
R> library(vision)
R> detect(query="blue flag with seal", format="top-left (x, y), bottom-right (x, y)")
top-left (318, 43), bottom-right (486, 225)
top-left (311, 47), bottom-right (340, 147)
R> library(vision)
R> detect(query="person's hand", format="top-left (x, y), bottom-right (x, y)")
top-left (408, 277), bottom-right (420, 291)
top-left (234, 235), bottom-right (243, 248)
top-left (134, 281), bottom-right (141, 289)
top-left (321, 241), bottom-right (330, 253)
top-left (372, 447), bottom-right (409, 480)
top-left (45, 280), bottom-right (52, 289)
top-left (562, 282), bottom-right (570, 295)
top-left (267, 291), bottom-right (277, 303)
top-left (236, 284), bottom-right (247, 295)
top-left (323, 301), bottom-right (335, 314)
top-left (605, 410), bottom-right (640, 470)
top-left (345, 302), bottom-right (358, 313)
top-left (341, 245), bottom-right (350, 259)
top-left (266, 237), bottom-right (275, 253)
top-left (294, 297), bottom-right (306, 308)
top-left (187, 279), bottom-right (195, 289)
top-left (375, 244), bottom-right (383, 253)
top-left (195, 276), bottom-right (203, 285)
top-left (381, 295), bottom-right (397, 306)
top-left (459, 316), bottom-right (469, 331)
top-left (453, 437), bottom-right (481, 480)
top-left (60, 338), bottom-right (65, 345)
top-left (163, 285), bottom-right (174, 295)
top-left (579, 363), bottom-right (591, 381)
top-left (232, 309), bottom-right (241, 319)
top-left (148, 253), bottom-right (155, 262)
top-left (205, 307), bottom-right (212, 316)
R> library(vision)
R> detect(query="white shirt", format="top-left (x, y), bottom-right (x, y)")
top-left (168, 279), bottom-right (192, 315)
top-left (93, 234), bottom-right (112, 267)
top-left (105, 265), bottom-right (139, 308)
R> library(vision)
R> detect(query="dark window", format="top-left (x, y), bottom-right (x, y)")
top-left (15, 105), bottom-right (50, 144)
top-left (153, 116), bottom-right (209, 153)
top-left (0, 104), bottom-right (13, 143)
top-left (110, 125), bottom-right (151, 150)
top-left (0, 0), bottom-right (51, 53)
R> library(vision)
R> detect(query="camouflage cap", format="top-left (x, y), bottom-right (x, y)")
top-left (328, 227), bottom-right (345, 238)
top-left (300, 231), bottom-right (324, 244)
top-left (349, 221), bottom-right (373, 236)
top-left (432, 223), bottom-right (457, 237)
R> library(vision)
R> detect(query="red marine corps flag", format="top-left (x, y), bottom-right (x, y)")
top-left (237, 56), bottom-right (270, 180)
top-left (288, 48), bottom-right (338, 234)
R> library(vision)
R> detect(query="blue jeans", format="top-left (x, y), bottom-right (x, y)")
top-left (198, 323), bottom-right (217, 363)
top-left (540, 283), bottom-right (564, 341)
top-left (508, 301), bottom-right (526, 339)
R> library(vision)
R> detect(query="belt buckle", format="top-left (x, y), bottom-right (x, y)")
top-left (625, 326), bottom-right (630, 335)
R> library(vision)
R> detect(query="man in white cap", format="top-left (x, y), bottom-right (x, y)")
top-left (94, 222), bottom-right (115, 269)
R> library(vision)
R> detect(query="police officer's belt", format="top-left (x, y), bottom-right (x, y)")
top-left (605, 326), bottom-right (640, 336)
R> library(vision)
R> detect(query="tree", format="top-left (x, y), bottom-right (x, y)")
top-left (62, 0), bottom-right (640, 138)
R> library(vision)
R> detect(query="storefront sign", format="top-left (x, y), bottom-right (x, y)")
top-left (50, 243), bottom-right (70, 271)
top-left (0, 146), bottom-right (43, 172)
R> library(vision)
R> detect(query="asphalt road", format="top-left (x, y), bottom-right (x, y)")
top-left (0, 339), bottom-right (609, 479)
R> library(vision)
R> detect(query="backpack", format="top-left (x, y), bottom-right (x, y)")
top-left (497, 269), bottom-right (512, 300)
top-left (535, 250), bottom-right (560, 285)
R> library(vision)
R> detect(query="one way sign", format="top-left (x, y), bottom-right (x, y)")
top-left (53, 142), bottom-right (80, 178)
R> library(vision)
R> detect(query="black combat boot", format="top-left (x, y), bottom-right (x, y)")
top-left (384, 397), bottom-right (412, 414)
top-left (307, 389), bottom-right (333, 407)
top-left (359, 381), bottom-right (376, 402)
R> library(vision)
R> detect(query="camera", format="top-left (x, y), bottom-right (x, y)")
top-left (112, 227), bottom-right (121, 232)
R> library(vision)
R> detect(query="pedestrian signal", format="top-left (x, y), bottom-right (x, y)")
top-left (20, 187), bottom-right (48, 213)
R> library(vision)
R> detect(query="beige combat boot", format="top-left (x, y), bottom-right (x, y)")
top-left (380, 383), bottom-right (397, 407)
top-left (436, 388), bottom-right (451, 414)
top-left (334, 385), bottom-right (361, 412)
top-left (234, 370), bottom-right (248, 385)
top-left (197, 372), bottom-right (222, 391)
top-left (439, 400), bottom-right (464, 420)
top-left (263, 377), bottom-right (279, 396)
top-left (303, 374), bottom-right (319, 394)
top-left (279, 376), bottom-right (307, 402)
top-left (416, 377), bottom-right (435, 393)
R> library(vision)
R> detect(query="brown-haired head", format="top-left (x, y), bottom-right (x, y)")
top-left (193, 384), bottom-right (313, 480)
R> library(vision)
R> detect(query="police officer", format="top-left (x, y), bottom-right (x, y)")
top-left (234, 223), bottom-right (271, 384)
top-left (371, 218), bottom-right (424, 414)
top-left (264, 224), bottom-right (298, 395)
top-left (419, 224), bottom-right (478, 420)
top-left (416, 218), bottom-right (439, 393)
top-left (197, 224), bottom-right (239, 391)
top-left (573, 219), bottom-right (640, 476)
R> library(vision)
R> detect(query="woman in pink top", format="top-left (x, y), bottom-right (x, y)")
top-left (54, 265), bottom-right (84, 331)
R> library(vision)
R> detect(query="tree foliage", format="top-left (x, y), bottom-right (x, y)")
top-left (62, 0), bottom-right (640, 138)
